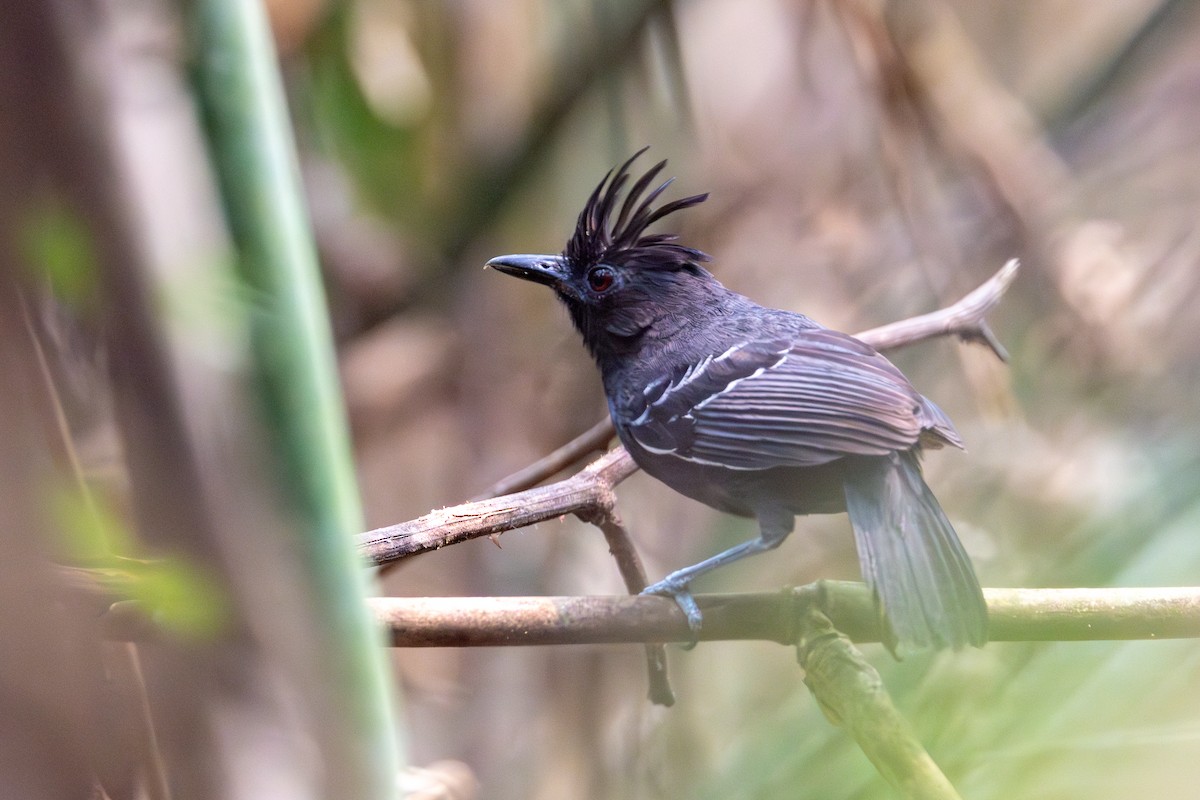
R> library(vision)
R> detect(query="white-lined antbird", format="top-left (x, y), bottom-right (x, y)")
top-left (487, 149), bottom-right (987, 651)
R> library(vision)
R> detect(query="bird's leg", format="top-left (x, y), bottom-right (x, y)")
top-left (641, 539), bottom-right (773, 637)
top-left (641, 507), bottom-right (795, 642)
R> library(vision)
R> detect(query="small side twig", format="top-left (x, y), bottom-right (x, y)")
top-left (472, 417), bottom-right (615, 500)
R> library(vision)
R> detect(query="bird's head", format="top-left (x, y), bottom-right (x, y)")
top-left (487, 149), bottom-right (719, 366)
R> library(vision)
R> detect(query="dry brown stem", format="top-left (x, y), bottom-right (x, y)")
top-left (360, 447), bottom-right (637, 565)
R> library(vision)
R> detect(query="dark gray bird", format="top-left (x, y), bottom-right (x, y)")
top-left (487, 149), bottom-right (987, 651)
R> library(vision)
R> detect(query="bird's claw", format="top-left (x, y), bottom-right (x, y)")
top-left (641, 574), bottom-right (703, 649)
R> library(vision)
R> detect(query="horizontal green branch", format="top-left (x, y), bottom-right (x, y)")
top-left (99, 581), bottom-right (1200, 646)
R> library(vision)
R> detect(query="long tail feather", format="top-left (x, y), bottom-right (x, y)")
top-left (843, 451), bottom-right (987, 652)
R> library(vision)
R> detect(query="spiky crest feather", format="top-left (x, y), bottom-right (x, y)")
top-left (564, 147), bottom-right (711, 272)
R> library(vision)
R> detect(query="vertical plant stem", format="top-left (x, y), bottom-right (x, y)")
top-left (191, 0), bottom-right (403, 793)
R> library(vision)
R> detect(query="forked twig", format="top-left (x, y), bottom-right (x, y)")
top-left (366, 448), bottom-right (676, 703)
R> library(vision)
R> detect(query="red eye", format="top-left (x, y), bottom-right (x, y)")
top-left (587, 267), bottom-right (615, 293)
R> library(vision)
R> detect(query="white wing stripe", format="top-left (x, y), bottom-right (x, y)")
top-left (633, 343), bottom-right (746, 424)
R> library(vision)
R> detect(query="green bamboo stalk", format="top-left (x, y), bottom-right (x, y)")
top-left (190, 0), bottom-right (403, 794)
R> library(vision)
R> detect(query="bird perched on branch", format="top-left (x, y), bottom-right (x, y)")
top-left (487, 149), bottom-right (987, 651)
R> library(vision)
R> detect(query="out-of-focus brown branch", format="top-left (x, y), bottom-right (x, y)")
top-left (873, 0), bottom-right (1153, 366)
top-left (99, 584), bottom-right (1200, 646)
top-left (471, 417), bottom-right (615, 500)
top-left (22, 298), bottom-right (173, 800)
top-left (855, 258), bottom-right (1018, 360)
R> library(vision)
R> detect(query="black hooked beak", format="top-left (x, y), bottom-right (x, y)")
top-left (485, 254), bottom-right (567, 288)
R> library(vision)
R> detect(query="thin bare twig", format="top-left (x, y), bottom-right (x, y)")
top-left (99, 575), bottom-right (1199, 784)
top-left (361, 448), bottom-right (637, 566)
top-left (472, 417), bottom-right (615, 500)
top-left (375, 584), bottom-right (1200, 645)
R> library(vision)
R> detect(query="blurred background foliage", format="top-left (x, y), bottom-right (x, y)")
top-left (283, 0), bottom-right (1200, 797)
top-left (264, 1), bottom-right (1200, 796)
top-left (21, 0), bottom-right (1200, 797)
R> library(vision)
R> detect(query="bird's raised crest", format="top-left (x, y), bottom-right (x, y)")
top-left (564, 147), bottom-right (711, 272)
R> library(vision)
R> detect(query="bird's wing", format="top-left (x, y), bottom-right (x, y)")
top-left (625, 328), bottom-right (959, 470)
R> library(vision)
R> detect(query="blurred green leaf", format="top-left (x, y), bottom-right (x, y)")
top-left (18, 201), bottom-right (97, 309)
top-left (51, 484), bottom-right (229, 637)
top-left (303, 9), bottom-right (424, 223)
